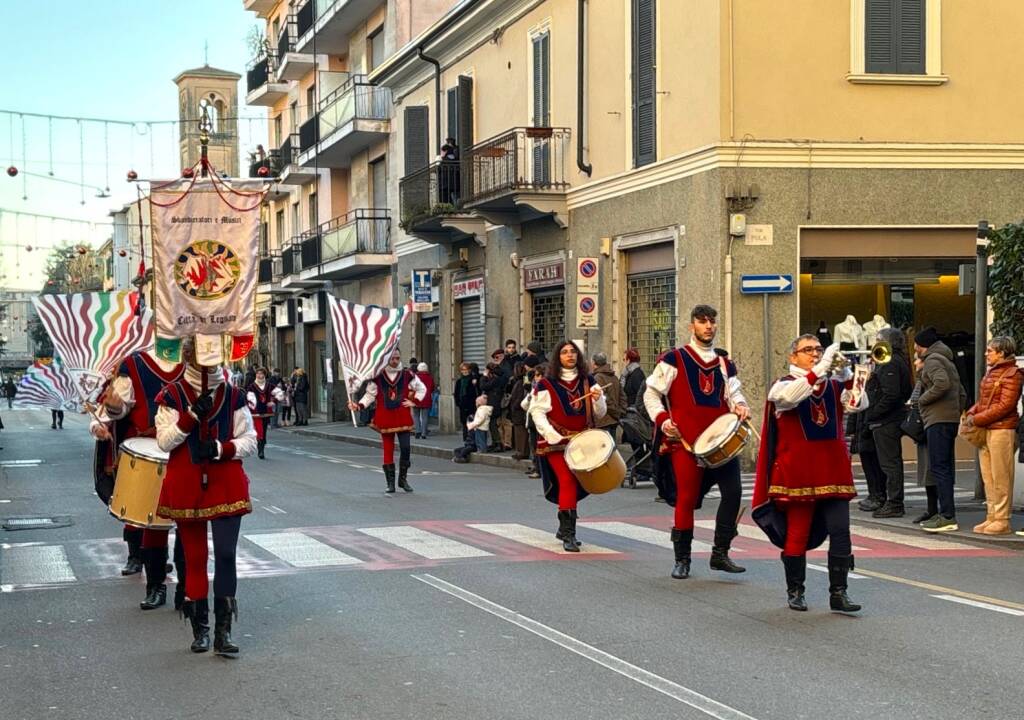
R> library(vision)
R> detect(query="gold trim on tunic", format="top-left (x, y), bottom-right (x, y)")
top-left (768, 485), bottom-right (856, 497)
top-left (157, 500), bottom-right (252, 520)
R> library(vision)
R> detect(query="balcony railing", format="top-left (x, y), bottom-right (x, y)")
top-left (246, 56), bottom-right (274, 93)
top-left (258, 255), bottom-right (279, 284)
top-left (248, 149), bottom-right (282, 178)
top-left (296, 0), bottom-right (314, 37)
top-left (467, 127), bottom-right (571, 205)
top-left (279, 134), bottom-right (298, 167)
top-left (318, 75), bottom-right (391, 141)
top-left (399, 161), bottom-right (464, 230)
top-left (299, 115), bottom-right (318, 153)
top-left (282, 243), bottom-right (299, 276)
top-left (276, 17), bottom-right (295, 59)
top-left (317, 209), bottom-right (391, 264)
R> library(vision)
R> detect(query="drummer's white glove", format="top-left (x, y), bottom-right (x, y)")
top-left (812, 343), bottom-right (841, 378)
top-left (543, 430), bottom-right (566, 445)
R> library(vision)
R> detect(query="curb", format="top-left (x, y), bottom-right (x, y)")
top-left (284, 427), bottom-right (533, 471)
top-left (850, 507), bottom-right (1024, 550)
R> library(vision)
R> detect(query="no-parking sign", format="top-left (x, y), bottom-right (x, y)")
top-left (576, 257), bottom-right (600, 292)
top-left (576, 294), bottom-right (599, 329)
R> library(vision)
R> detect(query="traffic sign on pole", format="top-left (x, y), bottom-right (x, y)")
top-left (739, 274), bottom-right (793, 294)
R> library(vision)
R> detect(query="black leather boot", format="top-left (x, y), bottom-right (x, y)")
top-left (140, 546), bottom-right (168, 610)
top-left (383, 464), bottom-right (396, 493)
top-left (557, 510), bottom-right (580, 552)
top-left (257, 439), bottom-right (265, 459)
top-left (121, 528), bottom-right (143, 576)
top-left (213, 597), bottom-right (240, 655)
top-left (782, 553), bottom-right (807, 611)
top-left (397, 461), bottom-right (413, 492)
top-left (670, 528), bottom-right (692, 579)
top-left (173, 537), bottom-right (186, 612)
top-left (182, 598), bottom-right (210, 653)
top-left (828, 554), bottom-right (862, 613)
top-left (554, 509), bottom-right (583, 545)
top-left (709, 527), bottom-right (746, 573)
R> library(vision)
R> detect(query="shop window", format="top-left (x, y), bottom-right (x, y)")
top-left (531, 291), bottom-right (565, 354)
top-left (627, 272), bottom-right (676, 364)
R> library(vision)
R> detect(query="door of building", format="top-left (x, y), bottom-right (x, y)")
top-left (459, 298), bottom-right (485, 368)
top-left (627, 271), bottom-right (676, 363)
top-left (420, 314), bottom-right (440, 375)
top-left (306, 324), bottom-right (326, 415)
top-left (531, 290), bottom-right (565, 353)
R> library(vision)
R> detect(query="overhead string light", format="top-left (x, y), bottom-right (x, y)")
top-left (20, 113), bottom-right (27, 200)
top-left (103, 122), bottom-right (110, 192)
top-left (48, 116), bottom-right (54, 176)
top-left (78, 120), bottom-right (85, 205)
top-left (148, 123), bottom-right (155, 178)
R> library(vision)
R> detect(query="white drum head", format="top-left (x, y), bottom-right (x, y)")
top-left (565, 430), bottom-right (614, 472)
top-left (693, 414), bottom-right (740, 454)
top-left (120, 437), bottom-right (168, 461)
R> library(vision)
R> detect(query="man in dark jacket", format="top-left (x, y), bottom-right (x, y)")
top-left (523, 341), bottom-right (548, 365)
top-left (500, 339), bottom-right (520, 379)
top-left (862, 328), bottom-right (913, 518)
top-left (914, 328), bottom-right (965, 533)
top-left (592, 353), bottom-right (626, 435)
top-left (479, 356), bottom-right (507, 451)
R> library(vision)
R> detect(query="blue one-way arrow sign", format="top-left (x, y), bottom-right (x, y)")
top-left (740, 274), bottom-right (793, 294)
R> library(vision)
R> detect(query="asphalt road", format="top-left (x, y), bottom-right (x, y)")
top-left (1, 408), bottom-right (1022, 720)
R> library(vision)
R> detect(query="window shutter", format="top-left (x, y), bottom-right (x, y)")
top-left (532, 34), bottom-right (550, 127)
top-left (896, 0), bottom-right (926, 74)
top-left (403, 106), bottom-right (429, 176)
top-left (632, 0), bottom-right (656, 168)
top-left (458, 75), bottom-right (474, 202)
top-left (447, 87), bottom-right (459, 146)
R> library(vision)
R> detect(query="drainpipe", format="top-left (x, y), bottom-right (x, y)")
top-left (417, 46), bottom-right (442, 154)
top-left (577, 0), bottom-right (592, 176)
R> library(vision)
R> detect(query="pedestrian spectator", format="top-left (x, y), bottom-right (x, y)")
top-left (279, 378), bottom-right (294, 426)
top-left (909, 360), bottom-right (938, 525)
top-left (592, 352), bottom-right (626, 438)
top-left (269, 368), bottom-right (283, 428)
top-left (244, 366), bottom-right (257, 388)
top-left (230, 366), bottom-right (244, 387)
top-left (408, 357), bottom-right (418, 369)
top-left (500, 339), bottom-right (520, 378)
top-left (413, 362), bottom-right (435, 439)
top-left (438, 137), bottom-right (460, 205)
top-left (508, 361), bottom-right (531, 460)
top-left (3, 378), bottom-right (16, 410)
top-left (964, 336), bottom-right (1022, 535)
top-left (51, 408), bottom-right (64, 429)
top-left (480, 359), bottom-right (506, 451)
top-left (466, 394), bottom-right (493, 453)
top-left (524, 340), bottom-right (548, 365)
top-left (524, 360), bottom-right (546, 479)
top-left (291, 367), bottom-right (310, 426)
top-left (863, 328), bottom-right (913, 518)
top-left (620, 348), bottom-right (646, 408)
top-left (914, 327), bottom-right (966, 533)
top-left (454, 362), bottom-right (479, 441)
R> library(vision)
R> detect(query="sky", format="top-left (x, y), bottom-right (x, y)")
top-left (0, 0), bottom-right (268, 292)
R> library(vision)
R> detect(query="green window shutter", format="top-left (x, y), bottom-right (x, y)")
top-left (866, 0), bottom-right (925, 74)
top-left (403, 106), bottom-right (429, 176)
top-left (632, 0), bottom-right (656, 168)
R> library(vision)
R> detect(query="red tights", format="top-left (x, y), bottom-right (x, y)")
top-left (381, 432), bottom-right (411, 465)
top-left (783, 503), bottom-right (815, 556)
top-left (175, 515), bottom-right (242, 600)
top-left (546, 452), bottom-right (578, 510)
top-left (669, 451), bottom-right (702, 530)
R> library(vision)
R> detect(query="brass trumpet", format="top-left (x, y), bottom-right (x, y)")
top-left (829, 341), bottom-right (893, 373)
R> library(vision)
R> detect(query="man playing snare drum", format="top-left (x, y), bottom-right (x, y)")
top-left (643, 304), bottom-right (750, 579)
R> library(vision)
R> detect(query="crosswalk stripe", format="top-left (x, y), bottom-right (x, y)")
top-left (807, 563), bottom-right (865, 580)
top-left (357, 526), bottom-right (492, 559)
top-left (578, 521), bottom-right (716, 552)
top-left (695, 520), bottom-right (868, 552)
top-left (849, 525), bottom-right (978, 550)
top-left (467, 523), bottom-right (619, 554)
top-left (244, 532), bottom-right (363, 567)
top-left (0, 545), bottom-right (76, 587)
top-left (931, 594), bottom-right (1024, 617)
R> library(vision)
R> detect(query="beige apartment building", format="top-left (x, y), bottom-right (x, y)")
top-left (371, 0), bottom-right (1024, 431)
top-left (243, 0), bottom-right (457, 418)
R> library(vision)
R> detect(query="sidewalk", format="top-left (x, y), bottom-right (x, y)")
top-left (283, 420), bottom-right (1024, 548)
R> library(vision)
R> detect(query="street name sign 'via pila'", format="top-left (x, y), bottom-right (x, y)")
top-left (739, 274), bottom-right (793, 294)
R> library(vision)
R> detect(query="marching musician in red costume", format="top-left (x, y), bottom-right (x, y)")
top-left (348, 350), bottom-right (427, 493)
top-left (752, 334), bottom-right (865, 613)
top-left (643, 305), bottom-right (750, 579)
top-left (90, 349), bottom-right (185, 610)
top-left (246, 367), bottom-right (282, 460)
top-left (528, 341), bottom-right (607, 552)
top-left (155, 343), bottom-right (256, 654)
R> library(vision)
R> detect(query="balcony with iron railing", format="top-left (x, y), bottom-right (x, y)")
top-left (274, 15), bottom-right (314, 82)
top-left (294, 0), bottom-right (381, 55)
top-left (297, 75), bottom-right (391, 169)
top-left (245, 52), bottom-right (289, 106)
top-left (465, 127), bottom-right (572, 228)
top-left (277, 133), bottom-right (317, 185)
top-left (248, 149), bottom-right (282, 178)
top-left (398, 160), bottom-right (486, 244)
top-left (295, 209), bottom-right (392, 281)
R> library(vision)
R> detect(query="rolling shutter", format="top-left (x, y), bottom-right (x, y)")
top-left (866, 0), bottom-right (925, 75)
top-left (460, 298), bottom-right (485, 368)
top-left (631, 0), bottom-right (656, 168)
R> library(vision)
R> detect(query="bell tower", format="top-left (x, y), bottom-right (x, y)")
top-left (173, 64), bottom-right (242, 177)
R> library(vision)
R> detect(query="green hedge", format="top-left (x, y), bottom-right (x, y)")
top-left (988, 221), bottom-right (1024, 349)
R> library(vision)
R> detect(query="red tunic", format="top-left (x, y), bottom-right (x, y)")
top-left (247, 382), bottom-right (275, 441)
top-left (753, 376), bottom-right (856, 506)
top-left (534, 375), bottom-right (594, 455)
top-left (155, 382), bottom-right (252, 521)
top-left (370, 370), bottom-right (417, 434)
top-left (654, 347), bottom-right (736, 454)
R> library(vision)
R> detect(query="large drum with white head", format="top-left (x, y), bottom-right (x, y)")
top-left (109, 437), bottom-right (173, 529)
top-left (692, 413), bottom-right (750, 469)
top-left (564, 429), bottom-right (627, 494)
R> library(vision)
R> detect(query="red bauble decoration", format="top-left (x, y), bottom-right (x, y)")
top-left (77, 246), bottom-right (87, 255)
top-left (6, 166), bottom-right (17, 177)
top-left (126, 169), bottom-right (138, 181)
top-left (183, 167), bottom-right (195, 178)
top-left (25, 245), bottom-right (32, 252)
top-left (257, 165), bottom-right (270, 177)
top-left (118, 249), bottom-right (127, 257)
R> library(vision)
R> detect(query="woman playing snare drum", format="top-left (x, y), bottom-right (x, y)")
top-left (528, 341), bottom-right (606, 551)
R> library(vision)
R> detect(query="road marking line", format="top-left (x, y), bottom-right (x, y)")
top-left (578, 521), bottom-right (716, 552)
top-left (850, 524), bottom-right (978, 550)
top-left (357, 526), bottom-right (492, 560)
top-left (467, 523), bottom-right (619, 555)
top-left (413, 574), bottom-right (758, 720)
top-left (930, 594), bottom-right (1024, 617)
top-left (262, 505), bottom-right (288, 514)
top-left (0, 460), bottom-right (42, 466)
top-left (807, 563), bottom-right (865, 580)
top-left (854, 567), bottom-right (1024, 612)
top-left (245, 532), bottom-right (363, 568)
top-left (0, 545), bottom-right (76, 586)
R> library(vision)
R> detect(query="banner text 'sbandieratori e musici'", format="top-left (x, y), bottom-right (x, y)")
top-left (149, 179), bottom-right (264, 365)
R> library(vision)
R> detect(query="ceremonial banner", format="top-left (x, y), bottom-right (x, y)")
top-left (32, 292), bottom-right (154, 402)
top-left (149, 178), bottom-right (264, 365)
top-left (14, 358), bottom-right (82, 412)
top-left (328, 298), bottom-right (412, 423)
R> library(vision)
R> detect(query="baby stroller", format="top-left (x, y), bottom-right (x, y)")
top-left (619, 404), bottom-right (655, 488)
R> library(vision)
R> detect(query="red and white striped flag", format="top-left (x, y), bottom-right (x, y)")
top-left (328, 298), bottom-right (412, 404)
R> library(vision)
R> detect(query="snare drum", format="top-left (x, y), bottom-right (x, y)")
top-left (109, 437), bottom-right (173, 529)
top-left (692, 414), bottom-right (750, 469)
top-left (564, 429), bottom-right (627, 494)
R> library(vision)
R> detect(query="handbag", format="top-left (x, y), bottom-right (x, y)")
top-left (900, 405), bottom-right (926, 444)
top-left (958, 412), bottom-right (986, 449)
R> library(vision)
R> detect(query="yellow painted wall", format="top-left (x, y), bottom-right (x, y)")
top-left (730, 0), bottom-right (1024, 143)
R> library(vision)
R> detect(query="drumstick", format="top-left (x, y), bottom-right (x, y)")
top-left (569, 382), bottom-right (614, 407)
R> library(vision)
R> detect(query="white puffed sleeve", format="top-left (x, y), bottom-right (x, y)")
top-left (643, 360), bottom-right (676, 423)
top-left (155, 405), bottom-right (190, 453)
top-left (529, 389), bottom-right (564, 445)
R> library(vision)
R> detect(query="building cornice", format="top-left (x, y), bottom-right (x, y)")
top-left (567, 141), bottom-right (1024, 210)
